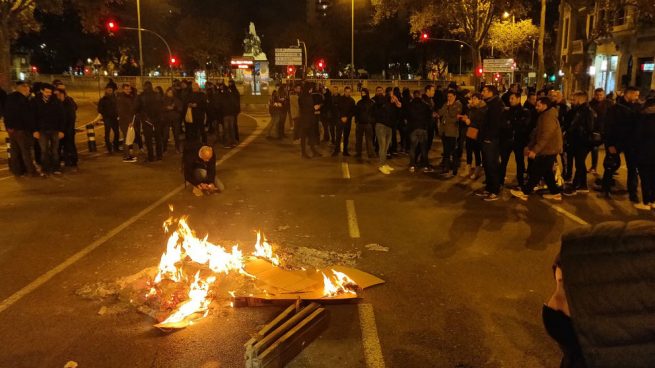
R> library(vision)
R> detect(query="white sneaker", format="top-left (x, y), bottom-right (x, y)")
top-left (510, 189), bottom-right (528, 201)
top-left (378, 166), bottom-right (391, 175)
top-left (633, 202), bottom-right (651, 211)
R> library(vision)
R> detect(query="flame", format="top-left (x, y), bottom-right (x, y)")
top-left (253, 231), bottom-right (280, 266)
top-left (158, 272), bottom-right (216, 326)
top-left (322, 269), bottom-right (358, 297)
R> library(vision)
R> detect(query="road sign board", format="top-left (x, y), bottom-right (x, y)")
top-left (275, 48), bottom-right (303, 66)
top-left (483, 58), bottom-right (515, 73)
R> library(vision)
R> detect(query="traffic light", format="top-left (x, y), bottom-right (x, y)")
top-left (421, 32), bottom-right (429, 42)
top-left (287, 66), bottom-right (296, 76)
top-left (107, 20), bottom-right (118, 33)
top-left (316, 59), bottom-right (325, 71)
top-left (475, 66), bottom-right (483, 77)
top-left (30, 66), bottom-right (38, 73)
top-left (169, 56), bottom-right (178, 66)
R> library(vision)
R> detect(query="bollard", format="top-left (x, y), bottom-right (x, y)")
top-left (86, 124), bottom-right (97, 152)
top-left (5, 137), bottom-right (11, 160)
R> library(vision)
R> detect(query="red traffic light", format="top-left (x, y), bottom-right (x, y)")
top-left (316, 59), bottom-right (326, 70)
top-left (107, 20), bottom-right (118, 32)
top-left (31, 66), bottom-right (38, 73)
top-left (287, 66), bottom-right (296, 75)
top-left (476, 66), bottom-right (483, 77)
top-left (170, 56), bottom-right (178, 66)
top-left (421, 32), bottom-right (429, 41)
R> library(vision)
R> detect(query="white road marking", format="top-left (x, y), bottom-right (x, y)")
top-left (0, 115), bottom-right (265, 315)
top-left (341, 162), bottom-right (351, 179)
top-left (346, 199), bottom-right (360, 238)
top-left (541, 201), bottom-right (590, 226)
top-left (358, 303), bottom-right (386, 368)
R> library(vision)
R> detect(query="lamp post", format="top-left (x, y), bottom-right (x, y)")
top-left (459, 44), bottom-right (463, 75)
top-left (351, 0), bottom-right (355, 80)
top-left (136, 0), bottom-right (144, 77)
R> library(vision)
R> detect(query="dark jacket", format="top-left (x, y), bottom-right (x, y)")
top-left (437, 100), bottom-right (462, 138)
top-left (336, 95), bottom-right (356, 120)
top-left (605, 98), bottom-right (641, 151)
top-left (185, 91), bottom-right (207, 125)
top-left (529, 106), bottom-right (563, 156)
top-left (468, 102), bottom-right (488, 139)
top-left (506, 105), bottom-right (532, 146)
top-left (356, 95), bottom-right (375, 125)
top-left (636, 100), bottom-right (655, 165)
top-left (137, 88), bottom-right (162, 124)
top-left (3, 92), bottom-right (34, 131)
top-left (162, 95), bottom-right (183, 123)
top-left (480, 95), bottom-right (505, 142)
top-left (116, 92), bottom-right (137, 126)
top-left (98, 94), bottom-right (118, 120)
top-left (560, 220), bottom-right (655, 368)
top-left (183, 141), bottom-right (216, 186)
top-left (35, 96), bottom-right (65, 132)
top-left (222, 88), bottom-right (240, 117)
top-left (407, 97), bottom-right (433, 132)
top-left (589, 98), bottom-right (613, 136)
top-left (61, 96), bottom-right (77, 132)
top-left (567, 103), bottom-right (596, 145)
top-left (373, 95), bottom-right (394, 127)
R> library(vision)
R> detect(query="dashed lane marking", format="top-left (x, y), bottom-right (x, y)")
top-left (541, 200), bottom-right (590, 226)
top-left (341, 162), bottom-right (351, 179)
top-left (346, 199), bottom-right (361, 238)
top-left (0, 115), bottom-right (265, 315)
top-left (358, 303), bottom-right (386, 368)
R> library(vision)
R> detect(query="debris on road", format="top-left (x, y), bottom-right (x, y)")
top-left (63, 361), bottom-right (78, 368)
top-left (278, 246), bottom-right (360, 269)
top-left (365, 243), bottom-right (389, 252)
top-left (245, 302), bottom-right (329, 368)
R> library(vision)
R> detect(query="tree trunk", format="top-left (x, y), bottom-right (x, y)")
top-left (537, 0), bottom-right (547, 90)
top-left (0, 25), bottom-right (11, 90)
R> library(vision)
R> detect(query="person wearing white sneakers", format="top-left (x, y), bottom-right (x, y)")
top-left (511, 97), bottom-right (564, 202)
top-left (372, 87), bottom-right (402, 174)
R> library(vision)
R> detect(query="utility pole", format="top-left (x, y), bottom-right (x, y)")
top-left (136, 0), bottom-right (144, 77)
top-left (351, 0), bottom-right (355, 80)
top-left (537, 0), bottom-right (546, 89)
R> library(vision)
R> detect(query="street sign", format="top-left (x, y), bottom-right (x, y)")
top-left (528, 72), bottom-right (537, 78)
top-left (93, 57), bottom-right (102, 68)
top-left (231, 57), bottom-right (254, 70)
top-left (483, 58), bottom-right (515, 73)
top-left (275, 48), bottom-right (303, 66)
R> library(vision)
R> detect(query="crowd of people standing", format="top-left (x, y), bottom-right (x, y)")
top-left (269, 80), bottom-right (655, 207)
top-left (1, 78), bottom-right (241, 178)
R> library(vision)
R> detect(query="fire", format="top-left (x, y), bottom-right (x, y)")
top-left (146, 214), bottom-right (360, 329)
top-left (322, 269), bottom-right (359, 297)
top-left (253, 231), bottom-right (280, 266)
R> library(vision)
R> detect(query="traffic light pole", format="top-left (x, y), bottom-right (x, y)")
top-left (121, 26), bottom-right (174, 84)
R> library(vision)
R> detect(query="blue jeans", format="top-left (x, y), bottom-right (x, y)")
top-left (39, 130), bottom-right (60, 173)
top-left (481, 140), bottom-right (500, 194)
top-left (409, 129), bottom-right (428, 167)
top-left (375, 124), bottom-right (392, 166)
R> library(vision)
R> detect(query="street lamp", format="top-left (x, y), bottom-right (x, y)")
top-left (351, 0), bottom-right (355, 80)
top-left (136, 0), bottom-right (144, 77)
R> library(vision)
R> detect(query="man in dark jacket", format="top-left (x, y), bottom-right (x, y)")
top-left (373, 86), bottom-right (402, 174)
top-left (499, 93), bottom-right (531, 188)
top-left (97, 85), bottom-right (120, 153)
top-left (55, 89), bottom-right (78, 170)
top-left (478, 85), bottom-right (505, 201)
top-left (222, 83), bottom-right (239, 148)
top-left (34, 84), bottom-right (65, 175)
top-left (4, 81), bottom-right (37, 176)
top-left (600, 86), bottom-right (641, 202)
top-left (589, 88), bottom-right (612, 173)
top-left (117, 83), bottom-right (138, 162)
top-left (407, 90), bottom-right (432, 171)
top-left (635, 98), bottom-right (655, 210)
top-left (355, 88), bottom-right (375, 159)
top-left (332, 86), bottom-right (356, 157)
top-left (183, 142), bottom-right (224, 196)
top-left (564, 92), bottom-right (595, 195)
top-left (137, 81), bottom-right (163, 162)
top-left (184, 82), bottom-right (208, 144)
top-left (227, 80), bottom-right (241, 142)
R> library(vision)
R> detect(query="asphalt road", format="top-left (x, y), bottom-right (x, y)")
top-left (0, 105), bottom-right (652, 368)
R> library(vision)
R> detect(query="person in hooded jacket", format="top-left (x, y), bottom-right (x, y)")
top-left (499, 93), bottom-right (531, 188)
top-left (299, 82), bottom-right (321, 158)
top-left (355, 88), bottom-right (375, 159)
top-left (563, 92), bottom-right (595, 195)
top-left (136, 81), bottom-right (164, 162)
top-left (184, 82), bottom-right (208, 144)
top-left (407, 90), bottom-right (432, 171)
top-left (162, 87), bottom-right (183, 153)
top-left (635, 97), bottom-right (655, 210)
top-left (95, 85), bottom-right (120, 153)
top-left (55, 88), bottom-right (78, 170)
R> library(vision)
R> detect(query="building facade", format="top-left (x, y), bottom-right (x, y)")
top-left (557, 1), bottom-right (655, 96)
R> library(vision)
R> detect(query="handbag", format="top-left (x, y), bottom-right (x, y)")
top-left (184, 106), bottom-right (193, 123)
top-left (125, 125), bottom-right (136, 146)
top-left (466, 126), bottom-right (479, 140)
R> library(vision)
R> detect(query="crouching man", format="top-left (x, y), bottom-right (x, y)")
top-left (183, 143), bottom-right (225, 196)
